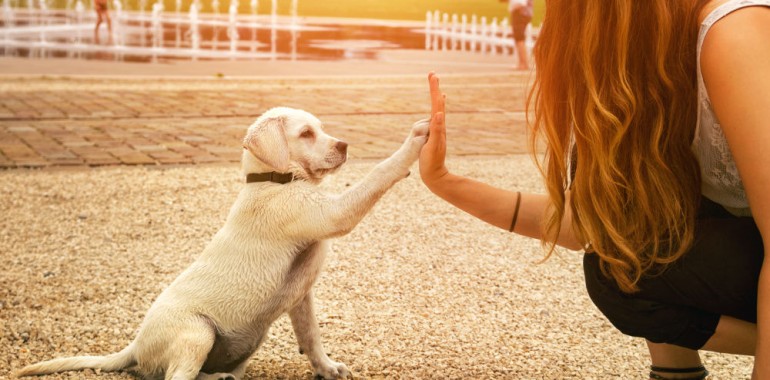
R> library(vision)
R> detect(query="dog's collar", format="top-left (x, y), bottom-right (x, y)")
top-left (246, 172), bottom-right (294, 184)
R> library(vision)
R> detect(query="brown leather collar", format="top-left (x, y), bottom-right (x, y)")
top-left (246, 172), bottom-right (294, 184)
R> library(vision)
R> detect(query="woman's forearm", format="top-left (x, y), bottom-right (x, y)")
top-left (425, 173), bottom-right (584, 250)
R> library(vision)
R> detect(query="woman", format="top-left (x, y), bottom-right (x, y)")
top-left (93, 0), bottom-right (112, 45)
top-left (418, 0), bottom-right (769, 378)
top-left (500, 0), bottom-right (533, 70)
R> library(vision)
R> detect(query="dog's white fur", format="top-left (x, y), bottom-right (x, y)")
top-left (16, 107), bottom-right (429, 380)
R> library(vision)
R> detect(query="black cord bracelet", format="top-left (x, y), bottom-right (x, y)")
top-left (509, 191), bottom-right (522, 232)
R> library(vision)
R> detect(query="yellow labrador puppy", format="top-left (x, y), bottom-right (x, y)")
top-left (16, 107), bottom-right (430, 380)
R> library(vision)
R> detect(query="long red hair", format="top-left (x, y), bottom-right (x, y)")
top-left (528, 0), bottom-right (709, 293)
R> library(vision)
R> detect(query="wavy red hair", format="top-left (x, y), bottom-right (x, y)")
top-left (528, 0), bottom-right (709, 293)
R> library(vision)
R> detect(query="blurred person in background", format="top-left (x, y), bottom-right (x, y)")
top-left (94, 0), bottom-right (112, 44)
top-left (501, 0), bottom-right (533, 70)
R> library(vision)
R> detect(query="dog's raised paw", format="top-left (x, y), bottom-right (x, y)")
top-left (410, 118), bottom-right (431, 138)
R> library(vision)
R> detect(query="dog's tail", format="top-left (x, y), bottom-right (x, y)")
top-left (14, 342), bottom-right (136, 378)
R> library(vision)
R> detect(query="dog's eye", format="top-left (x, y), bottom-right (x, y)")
top-left (300, 129), bottom-right (314, 139)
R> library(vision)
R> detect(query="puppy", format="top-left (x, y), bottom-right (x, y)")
top-left (16, 107), bottom-right (430, 380)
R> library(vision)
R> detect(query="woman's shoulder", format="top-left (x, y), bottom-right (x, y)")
top-left (699, 0), bottom-right (731, 24)
top-left (699, 0), bottom-right (770, 26)
top-left (700, 0), bottom-right (769, 69)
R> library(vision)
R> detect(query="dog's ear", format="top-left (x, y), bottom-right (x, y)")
top-left (243, 116), bottom-right (290, 172)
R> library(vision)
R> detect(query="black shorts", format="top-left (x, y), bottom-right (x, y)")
top-left (583, 197), bottom-right (763, 349)
top-left (511, 10), bottom-right (531, 42)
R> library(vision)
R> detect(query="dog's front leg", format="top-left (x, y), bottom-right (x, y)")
top-left (281, 120), bottom-right (428, 240)
top-left (320, 119), bottom-right (430, 238)
top-left (289, 291), bottom-right (350, 379)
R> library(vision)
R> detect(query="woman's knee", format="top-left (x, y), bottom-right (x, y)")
top-left (583, 253), bottom-right (719, 349)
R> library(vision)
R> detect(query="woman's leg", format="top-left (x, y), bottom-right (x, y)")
top-left (105, 12), bottom-right (113, 44)
top-left (94, 13), bottom-right (103, 44)
top-left (647, 342), bottom-right (705, 379)
top-left (646, 319), bottom-right (755, 380)
top-left (511, 13), bottom-right (530, 70)
top-left (583, 198), bottom-right (762, 375)
top-left (701, 315), bottom-right (756, 355)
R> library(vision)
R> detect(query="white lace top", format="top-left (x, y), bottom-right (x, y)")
top-left (693, 0), bottom-right (770, 217)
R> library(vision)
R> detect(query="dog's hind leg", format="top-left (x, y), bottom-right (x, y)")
top-left (163, 318), bottom-right (216, 380)
top-left (290, 292), bottom-right (350, 379)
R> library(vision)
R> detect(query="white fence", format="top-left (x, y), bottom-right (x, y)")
top-left (424, 10), bottom-right (536, 58)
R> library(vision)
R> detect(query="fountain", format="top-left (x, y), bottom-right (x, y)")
top-left (431, 10), bottom-right (439, 51)
top-left (139, 0), bottom-right (147, 47)
top-left (479, 16), bottom-right (488, 53)
top-left (26, 0), bottom-right (33, 29)
top-left (151, 0), bottom-right (163, 50)
top-left (74, 0), bottom-right (84, 45)
top-left (188, 0), bottom-right (200, 59)
top-left (211, 0), bottom-right (220, 50)
top-left (2, 0), bottom-right (14, 30)
top-left (150, 1), bottom-right (162, 61)
top-left (38, 0), bottom-right (47, 45)
top-left (499, 18), bottom-right (510, 55)
top-left (175, 0), bottom-right (180, 47)
top-left (450, 13), bottom-right (458, 50)
top-left (112, 0), bottom-right (122, 46)
top-left (65, 0), bottom-right (73, 24)
top-left (489, 17), bottom-right (498, 55)
top-left (290, 0), bottom-right (297, 60)
top-left (424, 10), bottom-right (431, 50)
top-left (112, 0), bottom-right (124, 60)
top-left (460, 14), bottom-right (467, 51)
top-left (227, 0), bottom-right (238, 58)
top-left (249, 0), bottom-right (257, 51)
top-left (269, 0), bottom-right (275, 59)
top-left (2, 0), bottom-right (15, 56)
top-left (469, 14), bottom-right (477, 52)
top-left (438, 13), bottom-right (447, 50)
top-left (0, 0), bottom-right (400, 63)
top-left (1, 0), bottom-right (11, 26)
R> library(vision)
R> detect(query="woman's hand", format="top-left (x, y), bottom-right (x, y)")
top-left (419, 72), bottom-right (450, 189)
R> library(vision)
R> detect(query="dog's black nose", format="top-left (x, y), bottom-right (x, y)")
top-left (335, 141), bottom-right (348, 154)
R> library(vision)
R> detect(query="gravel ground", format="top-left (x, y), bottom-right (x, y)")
top-left (0, 156), bottom-right (754, 379)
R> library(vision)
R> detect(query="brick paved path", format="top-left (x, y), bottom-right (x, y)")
top-left (0, 74), bottom-right (531, 168)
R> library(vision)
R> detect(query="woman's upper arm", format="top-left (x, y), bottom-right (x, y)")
top-left (701, 7), bottom-right (770, 373)
top-left (701, 6), bottom-right (770, 235)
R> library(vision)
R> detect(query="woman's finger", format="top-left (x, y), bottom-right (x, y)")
top-left (429, 73), bottom-right (444, 116)
top-left (430, 111), bottom-right (446, 151)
